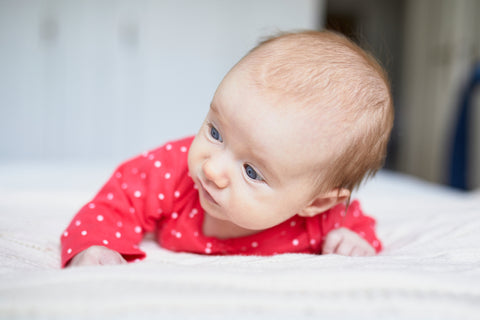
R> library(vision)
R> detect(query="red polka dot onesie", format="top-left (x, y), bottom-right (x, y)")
top-left (61, 136), bottom-right (382, 267)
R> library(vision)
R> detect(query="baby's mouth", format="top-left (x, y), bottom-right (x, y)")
top-left (198, 180), bottom-right (219, 206)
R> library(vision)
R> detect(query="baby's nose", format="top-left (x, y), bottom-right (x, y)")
top-left (202, 157), bottom-right (229, 189)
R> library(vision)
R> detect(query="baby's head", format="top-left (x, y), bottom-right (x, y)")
top-left (188, 30), bottom-right (393, 231)
top-left (243, 30), bottom-right (394, 194)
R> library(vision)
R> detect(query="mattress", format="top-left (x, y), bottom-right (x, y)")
top-left (0, 162), bottom-right (479, 319)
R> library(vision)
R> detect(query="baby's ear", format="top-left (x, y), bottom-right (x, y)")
top-left (298, 188), bottom-right (350, 217)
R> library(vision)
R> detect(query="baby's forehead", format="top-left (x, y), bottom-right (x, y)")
top-left (254, 105), bottom-right (342, 170)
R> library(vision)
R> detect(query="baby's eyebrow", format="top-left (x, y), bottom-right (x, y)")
top-left (209, 102), bottom-right (219, 113)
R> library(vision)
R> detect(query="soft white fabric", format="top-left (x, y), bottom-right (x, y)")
top-left (1, 163), bottom-right (479, 319)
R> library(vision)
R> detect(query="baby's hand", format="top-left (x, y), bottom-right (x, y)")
top-left (322, 228), bottom-right (375, 256)
top-left (68, 246), bottom-right (127, 267)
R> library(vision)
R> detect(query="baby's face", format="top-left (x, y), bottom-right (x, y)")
top-left (188, 67), bottom-right (333, 231)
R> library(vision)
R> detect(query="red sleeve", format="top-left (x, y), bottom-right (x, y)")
top-left (319, 200), bottom-right (382, 253)
top-left (60, 137), bottom-right (193, 267)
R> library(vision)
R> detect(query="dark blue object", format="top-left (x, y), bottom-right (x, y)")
top-left (449, 64), bottom-right (480, 190)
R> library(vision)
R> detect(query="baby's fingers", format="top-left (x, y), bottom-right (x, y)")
top-left (69, 246), bottom-right (126, 267)
top-left (336, 241), bottom-right (355, 256)
top-left (99, 251), bottom-right (127, 265)
top-left (351, 243), bottom-right (376, 256)
top-left (321, 229), bottom-right (344, 254)
top-left (322, 228), bottom-right (376, 257)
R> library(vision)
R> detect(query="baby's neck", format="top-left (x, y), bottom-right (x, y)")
top-left (202, 212), bottom-right (259, 239)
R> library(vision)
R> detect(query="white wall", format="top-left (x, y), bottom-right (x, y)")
top-left (0, 0), bottom-right (323, 161)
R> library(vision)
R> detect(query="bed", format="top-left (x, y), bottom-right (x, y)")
top-left (1, 162), bottom-right (479, 319)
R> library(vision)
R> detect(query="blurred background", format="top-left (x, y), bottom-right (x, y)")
top-left (0, 0), bottom-right (479, 190)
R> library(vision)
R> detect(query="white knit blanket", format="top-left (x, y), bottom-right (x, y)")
top-left (1, 163), bottom-right (479, 320)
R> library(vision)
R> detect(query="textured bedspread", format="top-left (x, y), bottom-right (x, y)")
top-left (1, 163), bottom-right (479, 319)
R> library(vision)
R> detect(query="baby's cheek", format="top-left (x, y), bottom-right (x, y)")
top-left (230, 202), bottom-right (263, 229)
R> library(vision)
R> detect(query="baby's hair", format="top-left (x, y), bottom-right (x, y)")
top-left (240, 30), bottom-right (394, 194)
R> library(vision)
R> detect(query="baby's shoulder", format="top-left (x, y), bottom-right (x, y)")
top-left (147, 135), bottom-right (195, 157)
top-left (114, 135), bottom-right (195, 175)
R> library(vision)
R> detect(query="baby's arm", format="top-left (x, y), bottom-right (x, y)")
top-left (322, 228), bottom-right (375, 256)
top-left (68, 246), bottom-right (127, 266)
top-left (61, 152), bottom-right (161, 268)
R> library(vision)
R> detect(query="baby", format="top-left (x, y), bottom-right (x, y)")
top-left (61, 30), bottom-right (393, 267)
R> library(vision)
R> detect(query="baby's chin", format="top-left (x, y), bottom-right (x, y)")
top-left (227, 216), bottom-right (278, 232)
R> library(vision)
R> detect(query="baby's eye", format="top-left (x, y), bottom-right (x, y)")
top-left (209, 125), bottom-right (223, 142)
top-left (244, 164), bottom-right (263, 181)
